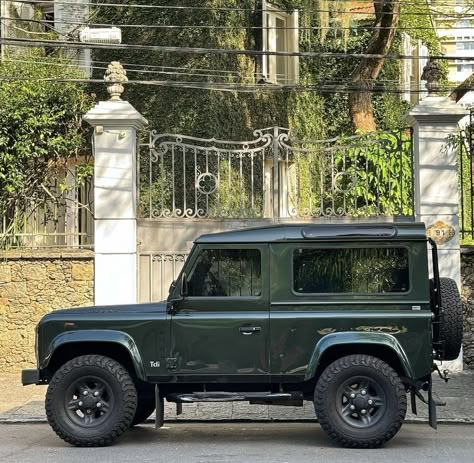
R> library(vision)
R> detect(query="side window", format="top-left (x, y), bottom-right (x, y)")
top-left (293, 247), bottom-right (409, 294)
top-left (188, 249), bottom-right (262, 297)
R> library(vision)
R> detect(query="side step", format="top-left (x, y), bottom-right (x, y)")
top-left (166, 391), bottom-right (303, 406)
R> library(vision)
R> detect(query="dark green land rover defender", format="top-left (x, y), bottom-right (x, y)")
top-left (22, 223), bottom-right (463, 448)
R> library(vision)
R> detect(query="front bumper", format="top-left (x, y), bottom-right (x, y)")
top-left (21, 369), bottom-right (40, 386)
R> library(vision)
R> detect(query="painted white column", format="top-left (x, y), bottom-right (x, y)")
top-left (406, 96), bottom-right (468, 371)
top-left (84, 63), bottom-right (147, 305)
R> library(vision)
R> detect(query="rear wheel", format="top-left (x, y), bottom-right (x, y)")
top-left (314, 354), bottom-right (406, 448)
top-left (45, 355), bottom-right (137, 447)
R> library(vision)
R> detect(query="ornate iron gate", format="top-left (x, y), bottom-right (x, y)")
top-left (138, 127), bottom-right (414, 302)
top-left (139, 127), bottom-right (414, 221)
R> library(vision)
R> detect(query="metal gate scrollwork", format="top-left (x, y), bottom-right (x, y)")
top-left (139, 127), bottom-right (414, 220)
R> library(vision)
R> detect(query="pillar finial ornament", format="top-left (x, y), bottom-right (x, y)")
top-left (421, 60), bottom-right (443, 94)
top-left (104, 61), bottom-right (128, 101)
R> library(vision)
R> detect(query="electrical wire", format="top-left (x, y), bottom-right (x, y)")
top-left (4, 0), bottom-right (473, 17)
top-left (5, 15), bottom-right (474, 32)
top-left (0, 75), bottom-right (464, 96)
top-left (0, 36), bottom-right (470, 61)
top-left (2, 56), bottom-right (407, 85)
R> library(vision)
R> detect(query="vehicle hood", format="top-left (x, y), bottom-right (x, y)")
top-left (43, 302), bottom-right (168, 318)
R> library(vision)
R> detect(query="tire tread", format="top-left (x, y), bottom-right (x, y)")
top-left (45, 355), bottom-right (137, 447)
top-left (438, 278), bottom-right (463, 361)
top-left (314, 354), bottom-right (407, 449)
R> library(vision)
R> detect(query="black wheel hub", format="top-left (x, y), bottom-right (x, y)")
top-left (64, 376), bottom-right (114, 427)
top-left (336, 375), bottom-right (386, 429)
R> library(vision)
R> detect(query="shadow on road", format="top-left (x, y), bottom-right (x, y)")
top-left (116, 422), bottom-right (425, 450)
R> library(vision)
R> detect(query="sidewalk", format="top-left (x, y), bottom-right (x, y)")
top-left (1, 372), bottom-right (474, 424)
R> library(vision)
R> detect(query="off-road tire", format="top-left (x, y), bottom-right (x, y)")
top-left (131, 382), bottom-right (156, 426)
top-left (314, 354), bottom-right (407, 448)
top-left (45, 355), bottom-right (137, 447)
top-left (437, 278), bottom-right (463, 361)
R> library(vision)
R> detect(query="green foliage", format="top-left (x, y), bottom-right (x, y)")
top-left (0, 52), bottom-right (94, 243)
top-left (92, 1), bottom-right (430, 220)
top-left (92, 0), bottom-right (327, 140)
top-left (287, 130), bottom-right (413, 217)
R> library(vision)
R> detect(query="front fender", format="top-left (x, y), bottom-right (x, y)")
top-left (41, 330), bottom-right (146, 380)
top-left (305, 331), bottom-right (414, 381)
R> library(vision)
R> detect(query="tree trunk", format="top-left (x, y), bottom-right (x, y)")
top-left (349, 1), bottom-right (400, 132)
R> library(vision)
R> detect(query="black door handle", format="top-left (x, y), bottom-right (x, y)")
top-left (239, 326), bottom-right (261, 335)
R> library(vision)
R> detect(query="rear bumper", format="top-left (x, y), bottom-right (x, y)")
top-left (21, 369), bottom-right (40, 386)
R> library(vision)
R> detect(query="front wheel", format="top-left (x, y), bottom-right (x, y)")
top-left (45, 355), bottom-right (137, 447)
top-left (314, 354), bottom-right (407, 448)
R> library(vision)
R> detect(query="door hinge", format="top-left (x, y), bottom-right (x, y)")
top-left (166, 358), bottom-right (177, 370)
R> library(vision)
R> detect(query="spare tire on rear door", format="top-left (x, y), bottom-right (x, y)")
top-left (432, 277), bottom-right (463, 361)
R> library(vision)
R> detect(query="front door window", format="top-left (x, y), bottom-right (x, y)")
top-left (188, 249), bottom-right (261, 297)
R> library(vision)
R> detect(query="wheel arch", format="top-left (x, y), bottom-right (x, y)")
top-left (305, 332), bottom-right (414, 381)
top-left (42, 331), bottom-right (146, 381)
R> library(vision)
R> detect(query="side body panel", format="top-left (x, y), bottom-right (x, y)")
top-left (269, 240), bottom-right (433, 381)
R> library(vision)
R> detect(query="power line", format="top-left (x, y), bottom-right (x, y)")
top-left (1, 57), bottom-right (403, 84)
top-left (3, 0), bottom-right (470, 18)
top-left (0, 36), bottom-right (469, 61)
top-left (0, 75), bottom-right (460, 95)
top-left (5, 15), bottom-right (474, 33)
top-left (2, 54), bottom-right (255, 77)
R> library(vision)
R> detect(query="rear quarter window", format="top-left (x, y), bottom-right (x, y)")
top-left (293, 247), bottom-right (410, 294)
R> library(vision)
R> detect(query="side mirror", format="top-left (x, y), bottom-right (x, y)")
top-left (180, 272), bottom-right (189, 298)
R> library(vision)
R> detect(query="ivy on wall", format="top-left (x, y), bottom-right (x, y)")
top-left (93, 0), bottom-right (441, 140)
top-left (93, 0), bottom-right (330, 140)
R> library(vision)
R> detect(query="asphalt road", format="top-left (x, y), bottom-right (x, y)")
top-left (0, 422), bottom-right (473, 463)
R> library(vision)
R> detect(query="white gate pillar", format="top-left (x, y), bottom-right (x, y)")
top-left (406, 95), bottom-right (467, 371)
top-left (84, 62), bottom-right (148, 305)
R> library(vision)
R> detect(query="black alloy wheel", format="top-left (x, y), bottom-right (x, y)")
top-left (335, 375), bottom-right (386, 429)
top-left (46, 355), bottom-right (137, 447)
top-left (64, 375), bottom-right (114, 427)
top-left (314, 354), bottom-right (407, 448)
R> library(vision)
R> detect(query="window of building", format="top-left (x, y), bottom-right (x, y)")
top-left (456, 42), bottom-right (474, 50)
top-left (38, 2), bottom-right (55, 31)
top-left (262, 2), bottom-right (299, 84)
top-left (293, 247), bottom-right (410, 294)
top-left (457, 63), bottom-right (474, 73)
top-left (188, 249), bottom-right (262, 297)
top-left (456, 20), bottom-right (471, 28)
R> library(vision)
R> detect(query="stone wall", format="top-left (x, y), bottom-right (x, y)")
top-left (0, 250), bottom-right (94, 373)
top-left (461, 247), bottom-right (474, 368)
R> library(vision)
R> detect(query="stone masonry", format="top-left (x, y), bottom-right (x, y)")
top-left (461, 247), bottom-right (474, 368)
top-left (0, 250), bottom-right (94, 373)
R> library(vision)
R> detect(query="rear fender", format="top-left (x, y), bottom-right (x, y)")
top-left (305, 331), bottom-right (413, 381)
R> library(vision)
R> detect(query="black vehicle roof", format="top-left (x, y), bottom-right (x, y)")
top-left (195, 222), bottom-right (427, 244)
